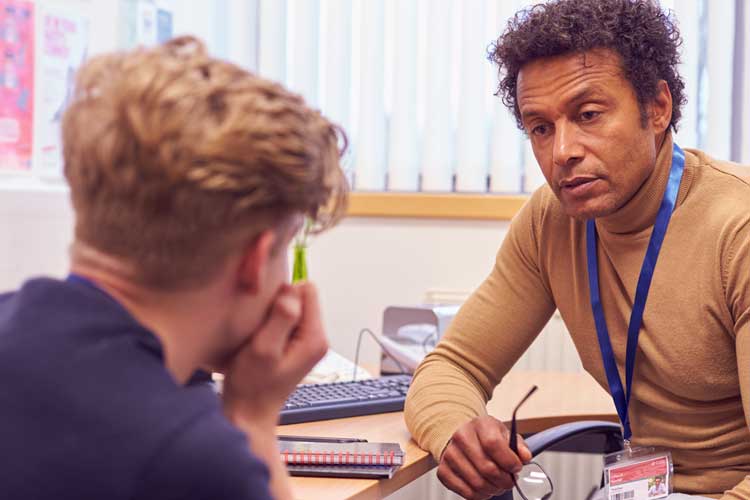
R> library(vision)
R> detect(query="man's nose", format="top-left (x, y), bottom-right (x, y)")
top-left (552, 121), bottom-right (584, 168)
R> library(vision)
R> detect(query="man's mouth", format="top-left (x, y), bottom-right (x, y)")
top-left (559, 176), bottom-right (601, 197)
top-left (559, 176), bottom-right (598, 189)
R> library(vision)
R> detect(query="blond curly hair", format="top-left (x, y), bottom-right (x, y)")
top-left (63, 36), bottom-right (348, 289)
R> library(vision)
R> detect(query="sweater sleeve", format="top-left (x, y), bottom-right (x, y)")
top-left (404, 191), bottom-right (557, 461)
top-left (721, 219), bottom-right (750, 500)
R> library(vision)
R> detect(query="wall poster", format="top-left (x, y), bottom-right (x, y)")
top-left (0, 0), bottom-right (33, 171)
top-left (35, 6), bottom-right (88, 175)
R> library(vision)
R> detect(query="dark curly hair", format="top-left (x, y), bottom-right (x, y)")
top-left (490, 0), bottom-right (686, 132)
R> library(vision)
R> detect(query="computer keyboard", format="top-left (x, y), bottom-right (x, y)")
top-left (279, 374), bottom-right (412, 425)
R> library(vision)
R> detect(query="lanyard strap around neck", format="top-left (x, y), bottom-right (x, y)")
top-left (586, 143), bottom-right (685, 442)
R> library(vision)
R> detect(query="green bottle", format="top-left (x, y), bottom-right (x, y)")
top-left (292, 243), bottom-right (307, 283)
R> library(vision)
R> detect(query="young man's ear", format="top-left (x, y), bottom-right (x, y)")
top-left (237, 230), bottom-right (276, 294)
top-left (650, 79), bottom-right (673, 133)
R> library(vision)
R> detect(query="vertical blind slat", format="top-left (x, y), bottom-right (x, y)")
top-left (320, 0), bottom-right (352, 133)
top-left (455, 0), bottom-right (489, 192)
top-left (704, 0), bottom-right (735, 160)
top-left (387, 0), bottom-right (420, 190)
top-left (672, 0), bottom-right (699, 149)
top-left (258, 0), bottom-right (287, 84)
top-left (226, 0), bottom-right (258, 71)
top-left (489, 0), bottom-right (524, 193)
top-left (214, 0), bottom-right (230, 59)
top-left (354, 0), bottom-right (387, 190)
top-left (288, 0), bottom-right (320, 106)
top-left (421, 0), bottom-right (456, 191)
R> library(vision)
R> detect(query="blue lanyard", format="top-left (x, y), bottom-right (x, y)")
top-left (586, 143), bottom-right (685, 442)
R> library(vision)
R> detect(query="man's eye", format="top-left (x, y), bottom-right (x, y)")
top-left (531, 124), bottom-right (549, 136)
top-left (580, 111), bottom-right (600, 121)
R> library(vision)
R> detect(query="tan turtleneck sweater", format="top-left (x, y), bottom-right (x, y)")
top-left (404, 134), bottom-right (750, 499)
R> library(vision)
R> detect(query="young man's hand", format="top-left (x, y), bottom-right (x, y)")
top-left (437, 416), bottom-right (532, 500)
top-left (222, 282), bottom-right (328, 428)
top-left (219, 282), bottom-right (327, 500)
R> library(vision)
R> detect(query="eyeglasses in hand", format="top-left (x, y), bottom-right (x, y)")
top-left (509, 386), bottom-right (554, 500)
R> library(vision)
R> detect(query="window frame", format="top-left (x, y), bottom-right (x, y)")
top-left (347, 192), bottom-right (527, 220)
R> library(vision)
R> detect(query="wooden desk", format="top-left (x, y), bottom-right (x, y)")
top-left (280, 370), bottom-right (617, 500)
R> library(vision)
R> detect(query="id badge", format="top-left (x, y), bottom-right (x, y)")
top-left (603, 447), bottom-right (673, 500)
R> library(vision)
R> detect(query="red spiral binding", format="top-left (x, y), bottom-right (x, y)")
top-left (280, 448), bottom-right (402, 466)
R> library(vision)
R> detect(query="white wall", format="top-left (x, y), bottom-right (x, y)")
top-left (0, 183), bottom-right (73, 290)
top-left (309, 217), bottom-right (510, 366)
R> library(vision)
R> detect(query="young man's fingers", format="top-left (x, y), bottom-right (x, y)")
top-left (249, 288), bottom-right (302, 359)
top-left (284, 282), bottom-right (328, 364)
top-left (291, 283), bottom-right (325, 341)
top-left (295, 282), bottom-right (321, 321)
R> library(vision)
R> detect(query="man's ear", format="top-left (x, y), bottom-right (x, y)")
top-left (237, 230), bottom-right (276, 294)
top-left (649, 80), bottom-right (673, 133)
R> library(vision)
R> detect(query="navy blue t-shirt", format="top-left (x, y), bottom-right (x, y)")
top-left (0, 278), bottom-right (272, 500)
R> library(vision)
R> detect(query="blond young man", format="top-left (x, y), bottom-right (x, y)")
top-left (0, 37), bottom-right (347, 500)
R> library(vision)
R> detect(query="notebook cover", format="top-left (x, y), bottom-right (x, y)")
top-left (286, 463), bottom-right (399, 479)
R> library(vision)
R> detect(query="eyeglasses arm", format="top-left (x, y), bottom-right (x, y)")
top-left (509, 385), bottom-right (538, 454)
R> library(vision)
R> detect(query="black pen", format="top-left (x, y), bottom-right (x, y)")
top-left (277, 434), bottom-right (368, 443)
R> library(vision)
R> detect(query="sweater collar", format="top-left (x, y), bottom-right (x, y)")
top-left (596, 132), bottom-right (679, 235)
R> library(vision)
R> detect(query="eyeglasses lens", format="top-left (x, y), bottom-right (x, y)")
top-left (516, 462), bottom-right (553, 500)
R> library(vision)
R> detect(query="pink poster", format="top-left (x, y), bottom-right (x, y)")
top-left (0, 0), bottom-right (33, 171)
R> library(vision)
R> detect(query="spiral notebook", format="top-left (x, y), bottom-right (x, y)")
top-left (278, 437), bottom-right (405, 478)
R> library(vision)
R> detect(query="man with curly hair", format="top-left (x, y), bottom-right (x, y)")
top-left (0, 37), bottom-right (347, 500)
top-left (405, 0), bottom-right (750, 498)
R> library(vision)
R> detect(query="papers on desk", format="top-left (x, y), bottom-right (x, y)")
top-left (210, 350), bottom-right (370, 391)
top-left (301, 349), bottom-right (372, 385)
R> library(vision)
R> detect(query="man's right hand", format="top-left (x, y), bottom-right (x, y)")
top-left (437, 416), bottom-right (532, 500)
